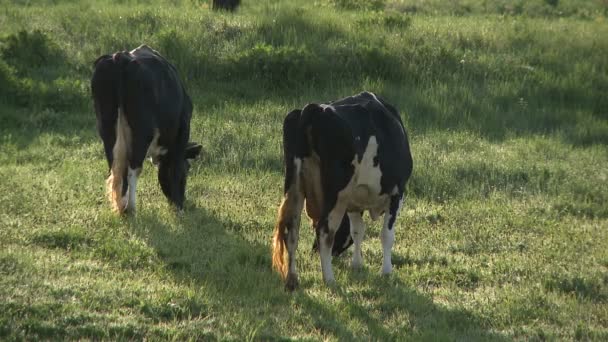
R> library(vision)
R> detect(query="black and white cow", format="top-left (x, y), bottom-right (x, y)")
top-left (212, 0), bottom-right (241, 11)
top-left (272, 91), bottom-right (413, 290)
top-left (91, 45), bottom-right (202, 214)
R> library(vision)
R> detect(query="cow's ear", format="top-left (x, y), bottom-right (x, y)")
top-left (185, 142), bottom-right (203, 160)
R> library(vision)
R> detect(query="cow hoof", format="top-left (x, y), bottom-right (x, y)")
top-left (381, 264), bottom-right (393, 275)
top-left (352, 256), bottom-right (363, 270)
top-left (115, 206), bottom-right (128, 216)
top-left (325, 280), bottom-right (339, 292)
top-left (323, 277), bottom-right (336, 287)
top-left (119, 197), bottom-right (129, 214)
top-left (285, 274), bottom-right (299, 291)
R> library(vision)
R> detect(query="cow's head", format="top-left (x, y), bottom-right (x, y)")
top-left (158, 142), bottom-right (202, 209)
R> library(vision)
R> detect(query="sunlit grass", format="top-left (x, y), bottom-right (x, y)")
top-left (1, 0), bottom-right (607, 340)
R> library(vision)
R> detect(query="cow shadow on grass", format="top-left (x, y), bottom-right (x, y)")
top-left (127, 205), bottom-right (508, 340)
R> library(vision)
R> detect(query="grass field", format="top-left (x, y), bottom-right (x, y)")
top-left (1, 0), bottom-right (607, 340)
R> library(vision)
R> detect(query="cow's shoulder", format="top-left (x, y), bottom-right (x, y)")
top-left (130, 45), bottom-right (162, 59)
top-left (128, 45), bottom-right (180, 75)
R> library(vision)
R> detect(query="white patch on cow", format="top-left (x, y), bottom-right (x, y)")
top-left (343, 136), bottom-right (389, 216)
top-left (355, 136), bottom-right (382, 192)
top-left (147, 129), bottom-right (167, 166)
top-left (391, 185), bottom-right (399, 196)
top-left (127, 167), bottom-right (140, 212)
top-left (348, 212), bottom-right (365, 269)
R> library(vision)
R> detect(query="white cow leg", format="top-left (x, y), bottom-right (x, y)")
top-left (319, 205), bottom-right (346, 285)
top-left (381, 195), bottom-right (402, 275)
top-left (348, 212), bottom-right (365, 269)
top-left (127, 167), bottom-right (140, 213)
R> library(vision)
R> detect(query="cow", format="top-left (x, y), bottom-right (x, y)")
top-left (272, 91), bottom-right (413, 290)
top-left (212, 0), bottom-right (241, 11)
top-left (91, 45), bottom-right (202, 214)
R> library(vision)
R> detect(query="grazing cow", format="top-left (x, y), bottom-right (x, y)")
top-left (212, 0), bottom-right (241, 11)
top-left (272, 91), bottom-right (413, 290)
top-left (91, 45), bottom-right (202, 214)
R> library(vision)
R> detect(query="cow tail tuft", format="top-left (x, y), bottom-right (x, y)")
top-left (272, 198), bottom-right (289, 279)
top-left (106, 109), bottom-right (131, 214)
top-left (104, 52), bottom-right (135, 214)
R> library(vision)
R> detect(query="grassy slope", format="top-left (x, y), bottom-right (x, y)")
top-left (1, 0), bottom-right (607, 340)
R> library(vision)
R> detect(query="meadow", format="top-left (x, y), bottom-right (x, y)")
top-left (1, 0), bottom-right (607, 340)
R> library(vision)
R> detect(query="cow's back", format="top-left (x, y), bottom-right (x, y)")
top-left (329, 92), bottom-right (413, 196)
top-left (123, 46), bottom-right (191, 132)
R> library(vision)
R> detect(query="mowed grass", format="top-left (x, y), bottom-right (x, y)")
top-left (1, 0), bottom-right (607, 340)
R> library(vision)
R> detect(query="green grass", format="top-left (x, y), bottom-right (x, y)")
top-left (1, 0), bottom-right (607, 340)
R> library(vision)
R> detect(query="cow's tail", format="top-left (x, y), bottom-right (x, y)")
top-left (272, 181), bottom-right (305, 280)
top-left (106, 108), bottom-right (131, 214)
top-left (272, 196), bottom-right (289, 279)
top-left (272, 109), bottom-right (304, 279)
top-left (105, 51), bottom-right (133, 214)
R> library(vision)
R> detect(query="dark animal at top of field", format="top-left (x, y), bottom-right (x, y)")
top-left (272, 91), bottom-right (414, 290)
top-left (91, 45), bottom-right (202, 214)
top-left (212, 0), bottom-right (241, 11)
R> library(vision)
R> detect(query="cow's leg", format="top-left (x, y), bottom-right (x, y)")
top-left (284, 191), bottom-right (304, 290)
top-left (98, 121), bottom-right (116, 172)
top-left (318, 203), bottom-right (346, 285)
top-left (126, 168), bottom-right (139, 212)
top-left (381, 194), bottom-right (403, 275)
top-left (347, 212), bottom-right (365, 269)
top-left (283, 157), bottom-right (305, 290)
top-left (126, 132), bottom-right (152, 213)
top-left (158, 160), bottom-right (171, 201)
top-left (272, 158), bottom-right (305, 291)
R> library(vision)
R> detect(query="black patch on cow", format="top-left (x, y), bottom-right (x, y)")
top-left (387, 195), bottom-right (401, 230)
top-left (312, 214), bottom-right (353, 256)
top-left (330, 215), bottom-right (353, 256)
top-left (121, 168), bottom-right (129, 196)
top-left (212, 0), bottom-right (240, 11)
top-left (282, 109), bottom-right (301, 194)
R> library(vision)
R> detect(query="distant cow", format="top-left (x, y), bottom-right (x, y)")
top-left (91, 45), bottom-right (202, 214)
top-left (272, 92), bottom-right (413, 290)
top-left (212, 0), bottom-right (241, 11)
